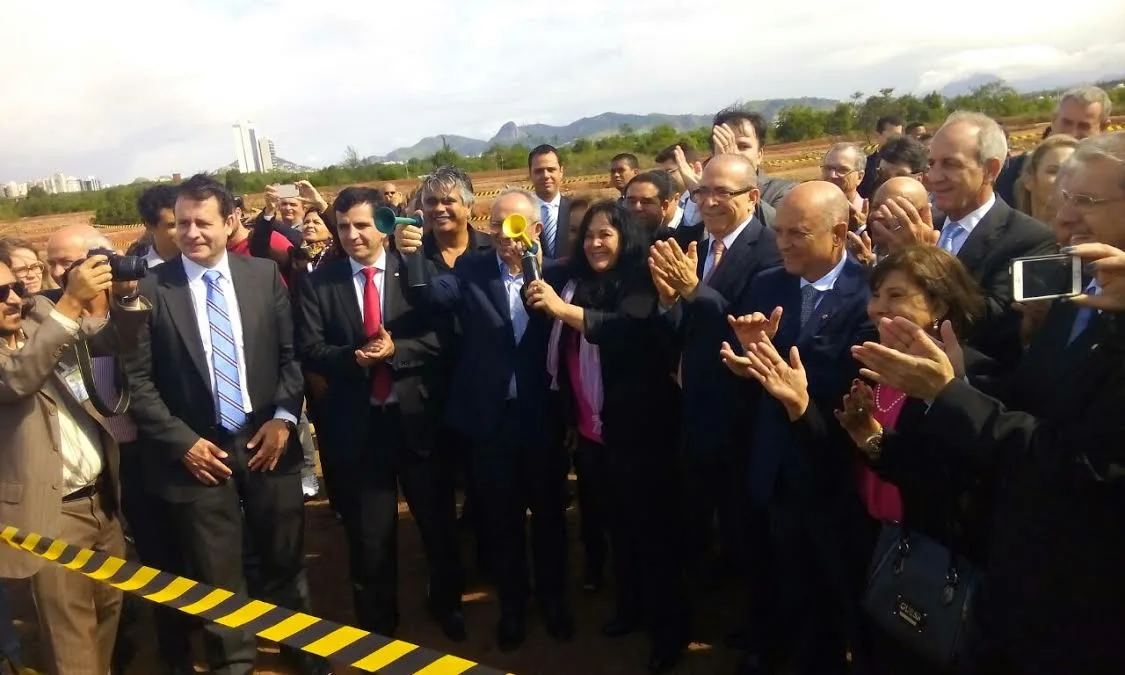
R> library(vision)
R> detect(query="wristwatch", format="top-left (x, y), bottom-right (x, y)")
top-left (861, 430), bottom-right (884, 459)
top-left (283, 419), bottom-right (297, 434)
top-left (114, 291), bottom-right (140, 304)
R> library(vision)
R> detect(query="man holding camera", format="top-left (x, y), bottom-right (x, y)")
top-left (0, 249), bottom-right (150, 675)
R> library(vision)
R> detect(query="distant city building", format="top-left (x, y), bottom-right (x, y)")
top-left (232, 120), bottom-right (275, 173)
top-left (80, 176), bottom-right (102, 192)
top-left (258, 136), bottom-right (276, 172)
top-left (172, 173), bottom-right (182, 182)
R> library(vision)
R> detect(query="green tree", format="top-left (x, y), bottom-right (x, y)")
top-left (27, 186), bottom-right (48, 198)
top-left (343, 145), bottom-right (363, 169)
top-left (775, 106), bottom-right (827, 143)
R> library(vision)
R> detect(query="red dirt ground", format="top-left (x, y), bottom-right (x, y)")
top-left (5, 477), bottom-right (747, 675)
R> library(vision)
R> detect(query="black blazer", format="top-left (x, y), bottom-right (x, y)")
top-left (986, 298), bottom-right (1106, 419)
top-left (667, 217), bottom-right (781, 458)
top-left (744, 258), bottom-right (874, 506)
top-left (914, 325), bottom-right (1125, 675)
top-left (552, 196), bottom-right (572, 260)
top-left (862, 348), bottom-right (1003, 565)
top-left (416, 251), bottom-right (563, 449)
top-left (857, 151), bottom-right (880, 200)
top-left (549, 270), bottom-right (680, 453)
top-left (122, 254), bottom-right (304, 496)
top-left (294, 254), bottom-right (442, 463)
top-left (951, 197), bottom-right (1054, 367)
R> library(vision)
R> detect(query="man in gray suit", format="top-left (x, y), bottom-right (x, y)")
top-left (0, 250), bottom-right (149, 675)
top-left (710, 108), bottom-right (796, 208)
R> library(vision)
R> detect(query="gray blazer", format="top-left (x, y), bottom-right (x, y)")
top-left (0, 295), bottom-right (149, 578)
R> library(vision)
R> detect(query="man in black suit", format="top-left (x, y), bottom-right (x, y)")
top-left (295, 186), bottom-right (465, 641)
top-left (873, 111), bottom-right (1054, 367)
top-left (122, 175), bottom-right (324, 675)
top-left (394, 187), bottom-right (571, 652)
top-left (857, 114), bottom-right (904, 199)
top-left (725, 182), bottom-right (876, 675)
top-left (648, 153), bottom-right (781, 582)
top-left (528, 144), bottom-right (571, 259)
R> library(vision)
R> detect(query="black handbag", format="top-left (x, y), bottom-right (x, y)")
top-left (862, 523), bottom-right (981, 670)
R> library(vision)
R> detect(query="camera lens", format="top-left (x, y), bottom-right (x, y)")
top-left (109, 255), bottom-right (148, 282)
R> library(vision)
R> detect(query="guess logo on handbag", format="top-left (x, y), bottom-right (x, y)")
top-left (893, 595), bottom-right (927, 633)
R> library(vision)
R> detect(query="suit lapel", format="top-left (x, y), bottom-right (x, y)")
top-left (956, 199), bottom-right (1007, 279)
top-left (162, 259), bottom-right (209, 384)
top-left (332, 260), bottom-right (364, 342)
top-left (382, 251), bottom-right (404, 324)
top-left (226, 255), bottom-right (257, 352)
top-left (708, 218), bottom-right (764, 291)
top-left (799, 258), bottom-right (863, 344)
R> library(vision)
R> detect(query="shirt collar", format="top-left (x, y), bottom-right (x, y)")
top-left (144, 247), bottom-right (166, 267)
top-left (800, 252), bottom-right (848, 291)
top-left (665, 206), bottom-right (684, 230)
top-left (181, 251), bottom-right (232, 282)
top-left (496, 253), bottom-right (522, 281)
top-left (537, 192), bottom-right (562, 210)
top-left (707, 214), bottom-right (754, 250)
top-left (349, 248), bottom-right (387, 277)
top-left (943, 193), bottom-right (996, 236)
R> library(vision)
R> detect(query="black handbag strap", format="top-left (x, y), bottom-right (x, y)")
top-left (72, 341), bottom-right (130, 417)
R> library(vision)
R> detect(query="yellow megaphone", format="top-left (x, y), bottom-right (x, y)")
top-left (501, 213), bottom-right (537, 252)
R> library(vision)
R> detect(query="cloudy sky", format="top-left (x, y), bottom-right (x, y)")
top-left (2, 0), bottom-right (1123, 185)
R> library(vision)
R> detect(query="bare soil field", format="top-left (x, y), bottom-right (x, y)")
top-left (6, 480), bottom-right (745, 675)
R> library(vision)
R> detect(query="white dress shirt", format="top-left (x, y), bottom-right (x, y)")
top-left (664, 206), bottom-right (684, 231)
top-left (144, 247), bottom-right (166, 268)
top-left (47, 311), bottom-right (106, 492)
top-left (181, 253), bottom-right (296, 424)
top-left (701, 215), bottom-right (753, 282)
top-left (939, 194), bottom-right (995, 256)
top-left (349, 251), bottom-right (399, 405)
top-left (800, 252), bottom-right (849, 313)
top-left (537, 192), bottom-right (562, 256)
top-left (497, 254), bottom-right (529, 399)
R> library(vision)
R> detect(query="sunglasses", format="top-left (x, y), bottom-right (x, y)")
top-left (0, 282), bottom-right (28, 300)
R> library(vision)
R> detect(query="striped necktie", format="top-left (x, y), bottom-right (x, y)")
top-left (541, 203), bottom-right (557, 258)
top-left (203, 270), bottom-right (248, 432)
top-left (91, 356), bottom-right (136, 442)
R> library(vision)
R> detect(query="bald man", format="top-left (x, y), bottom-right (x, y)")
top-left (651, 152), bottom-right (781, 589)
top-left (727, 182), bottom-right (877, 675)
top-left (44, 224), bottom-right (192, 671)
top-left (45, 224), bottom-right (113, 290)
top-left (866, 176), bottom-right (936, 261)
top-left (396, 187), bottom-right (572, 651)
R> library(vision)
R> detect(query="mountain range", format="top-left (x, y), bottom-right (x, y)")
top-left (363, 98), bottom-right (838, 163)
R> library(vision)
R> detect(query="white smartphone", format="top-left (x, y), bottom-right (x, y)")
top-left (1011, 253), bottom-right (1083, 302)
top-left (275, 183), bottom-right (299, 199)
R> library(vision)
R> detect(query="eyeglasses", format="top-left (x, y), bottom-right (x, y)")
top-left (1058, 189), bottom-right (1125, 210)
top-left (821, 164), bottom-right (859, 177)
top-left (689, 186), bottom-right (754, 202)
top-left (0, 282), bottom-right (28, 300)
top-left (10, 262), bottom-right (44, 279)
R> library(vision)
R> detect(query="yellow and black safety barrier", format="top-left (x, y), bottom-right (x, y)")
top-left (0, 524), bottom-right (513, 675)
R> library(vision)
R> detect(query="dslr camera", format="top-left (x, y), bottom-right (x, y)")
top-left (63, 247), bottom-right (148, 287)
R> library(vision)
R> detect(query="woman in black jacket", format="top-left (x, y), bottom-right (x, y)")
top-left (525, 201), bottom-right (688, 673)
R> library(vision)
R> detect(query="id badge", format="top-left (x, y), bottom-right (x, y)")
top-left (56, 363), bottom-right (89, 404)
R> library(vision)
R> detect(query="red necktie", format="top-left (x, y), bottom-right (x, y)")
top-left (362, 267), bottom-right (392, 402)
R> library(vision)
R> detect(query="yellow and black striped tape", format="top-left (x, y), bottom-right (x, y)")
top-left (0, 523), bottom-right (513, 675)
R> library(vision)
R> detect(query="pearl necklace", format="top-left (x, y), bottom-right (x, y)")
top-left (874, 384), bottom-right (907, 414)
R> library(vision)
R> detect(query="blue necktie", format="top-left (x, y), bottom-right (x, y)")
top-left (800, 284), bottom-right (821, 326)
top-left (940, 222), bottom-right (964, 253)
top-left (1067, 283), bottom-right (1100, 345)
top-left (541, 204), bottom-right (557, 257)
top-left (203, 270), bottom-right (247, 431)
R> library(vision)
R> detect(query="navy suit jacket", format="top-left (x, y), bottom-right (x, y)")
top-left (669, 217), bottom-right (781, 457)
top-left (419, 250), bottom-right (562, 449)
top-left (744, 257), bottom-right (875, 506)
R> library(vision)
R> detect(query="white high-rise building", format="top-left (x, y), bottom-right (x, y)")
top-left (2, 181), bottom-right (19, 199)
top-left (232, 121), bottom-right (266, 173)
top-left (257, 136), bottom-right (276, 172)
